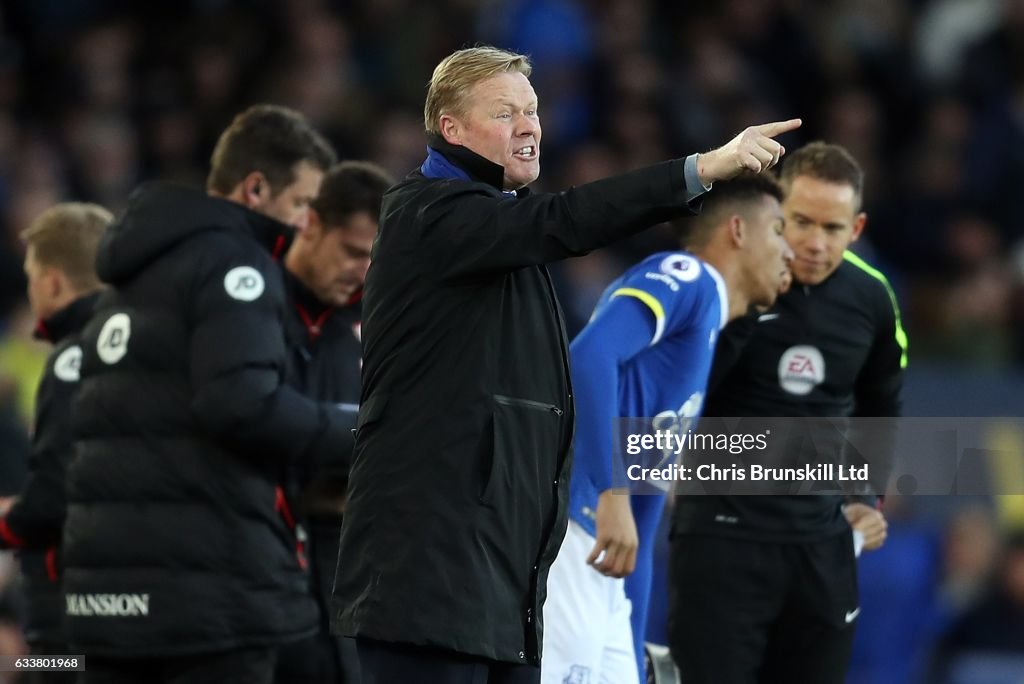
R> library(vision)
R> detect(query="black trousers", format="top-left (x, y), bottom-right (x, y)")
top-left (669, 532), bottom-right (858, 684)
top-left (79, 646), bottom-right (276, 684)
top-left (275, 630), bottom-right (361, 683)
top-left (276, 519), bottom-right (360, 683)
top-left (356, 640), bottom-right (540, 684)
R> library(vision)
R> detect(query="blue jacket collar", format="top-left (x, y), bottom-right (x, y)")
top-left (420, 133), bottom-right (508, 191)
top-left (421, 145), bottom-right (471, 182)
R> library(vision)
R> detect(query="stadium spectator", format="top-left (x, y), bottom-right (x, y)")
top-left (932, 529), bottom-right (1024, 682)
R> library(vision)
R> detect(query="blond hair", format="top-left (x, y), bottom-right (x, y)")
top-left (424, 46), bottom-right (532, 135)
top-left (21, 202), bottom-right (112, 291)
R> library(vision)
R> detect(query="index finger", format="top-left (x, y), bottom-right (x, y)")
top-left (753, 118), bottom-right (802, 138)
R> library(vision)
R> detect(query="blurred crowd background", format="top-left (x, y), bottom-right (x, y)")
top-left (0, 0), bottom-right (1022, 682)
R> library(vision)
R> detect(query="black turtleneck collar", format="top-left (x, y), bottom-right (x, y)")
top-left (34, 291), bottom-right (101, 343)
top-left (426, 133), bottom-right (508, 191)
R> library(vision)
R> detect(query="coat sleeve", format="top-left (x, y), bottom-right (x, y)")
top-left (847, 279), bottom-right (907, 499)
top-left (186, 239), bottom-right (351, 467)
top-left (418, 160), bottom-right (698, 279)
top-left (570, 296), bottom-right (658, 494)
top-left (0, 362), bottom-right (74, 549)
top-left (853, 282), bottom-right (905, 418)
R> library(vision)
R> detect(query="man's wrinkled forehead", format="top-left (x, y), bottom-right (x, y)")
top-left (464, 72), bottom-right (538, 110)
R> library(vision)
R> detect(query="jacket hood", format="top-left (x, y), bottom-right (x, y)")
top-left (97, 182), bottom-right (293, 284)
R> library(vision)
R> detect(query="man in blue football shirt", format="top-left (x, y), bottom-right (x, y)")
top-left (542, 174), bottom-right (793, 684)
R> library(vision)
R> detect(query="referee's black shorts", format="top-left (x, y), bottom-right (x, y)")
top-left (668, 532), bottom-right (859, 684)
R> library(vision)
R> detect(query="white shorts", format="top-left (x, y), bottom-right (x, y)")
top-left (541, 520), bottom-right (640, 684)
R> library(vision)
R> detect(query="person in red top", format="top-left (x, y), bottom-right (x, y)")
top-left (276, 160), bottom-right (394, 684)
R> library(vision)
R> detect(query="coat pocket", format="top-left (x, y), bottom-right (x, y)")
top-left (479, 394), bottom-right (563, 508)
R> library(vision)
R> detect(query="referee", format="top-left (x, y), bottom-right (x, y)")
top-left (669, 142), bottom-right (906, 683)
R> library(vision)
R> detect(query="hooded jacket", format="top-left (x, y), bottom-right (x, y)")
top-left (64, 182), bottom-right (350, 656)
top-left (282, 269), bottom-right (360, 501)
top-left (0, 293), bottom-right (97, 645)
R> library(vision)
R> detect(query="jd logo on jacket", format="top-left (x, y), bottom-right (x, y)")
top-left (97, 313), bottom-right (131, 365)
top-left (224, 266), bottom-right (265, 301)
top-left (53, 345), bottom-right (83, 382)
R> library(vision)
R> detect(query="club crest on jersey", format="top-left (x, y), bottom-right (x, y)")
top-left (646, 391), bottom-right (704, 492)
top-left (224, 266), bottom-right (265, 301)
top-left (660, 254), bottom-right (701, 283)
top-left (778, 345), bottom-right (825, 395)
top-left (53, 345), bottom-right (83, 382)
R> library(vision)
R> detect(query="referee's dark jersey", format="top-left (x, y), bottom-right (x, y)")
top-left (672, 251), bottom-right (907, 542)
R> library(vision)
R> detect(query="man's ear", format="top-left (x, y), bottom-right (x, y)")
top-left (301, 208), bottom-right (324, 242)
top-left (727, 214), bottom-right (745, 248)
top-left (44, 266), bottom-right (64, 300)
top-left (439, 115), bottom-right (461, 145)
top-left (45, 265), bottom-right (77, 307)
top-left (850, 212), bottom-right (867, 243)
top-left (241, 171), bottom-right (268, 208)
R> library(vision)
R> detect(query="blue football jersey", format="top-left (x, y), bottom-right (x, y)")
top-left (565, 250), bottom-right (728, 679)
top-left (569, 250), bottom-right (728, 532)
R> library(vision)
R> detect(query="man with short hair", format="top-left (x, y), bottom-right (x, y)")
top-left (64, 104), bottom-right (351, 684)
top-left (669, 142), bottom-right (904, 683)
top-left (274, 161), bottom-right (394, 684)
top-left (542, 174), bottom-right (794, 684)
top-left (333, 44), bottom-right (801, 684)
top-left (0, 203), bottom-right (110, 683)
top-left (206, 106), bottom-right (329, 231)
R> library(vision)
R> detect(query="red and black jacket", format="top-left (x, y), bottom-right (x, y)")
top-left (0, 292), bottom-right (98, 644)
top-left (281, 269), bottom-right (360, 493)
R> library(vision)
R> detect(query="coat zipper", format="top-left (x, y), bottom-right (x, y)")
top-left (494, 394), bottom-right (563, 415)
top-left (525, 265), bottom-right (576, 664)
